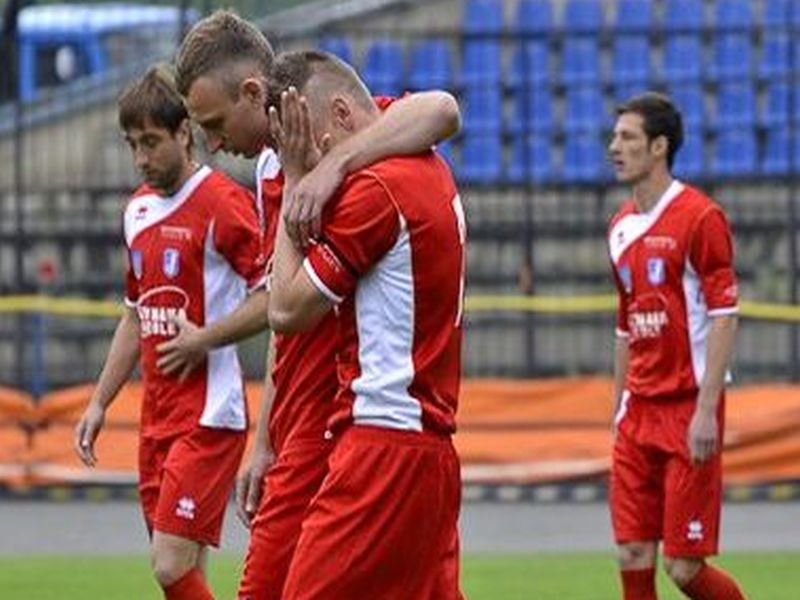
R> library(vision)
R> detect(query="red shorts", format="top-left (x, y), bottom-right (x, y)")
top-left (610, 392), bottom-right (725, 558)
top-left (139, 426), bottom-right (245, 547)
top-left (238, 438), bottom-right (332, 600)
top-left (282, 425), bottom-right (463, 600)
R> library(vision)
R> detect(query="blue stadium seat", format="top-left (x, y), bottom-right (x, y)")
top-left (462, 87), bottom-right (503, 134)
top-left (612, 84), bottom-right (648, 103)
top-left (758, 33), bottom-right (791, 81)
top-left (435, 140), bottom-right (456, 169)
top-left (709, 34), bottom-right (752, 81)
top-left (409, 39), bottom-right (454, 91)
top-left (668, 85), bottom-right (705, 127)
top-left (673, 133), bottom-right (704, 179)
top-left (508, 135), bottom-right (554, 183)
top-left (509, 88), bottom-right (554, 134)
top-left (713, 130), bottom-right (757, 177)
top-left (361, 39), bottom-right (404, 96)
top-left (614, 0), bottom-right (653, 32)
top-left (764, 0), bottom-right (791, 29)
top-left (563, 0), bottom-right (604, 34)
top-left (762, 83), bottom-right (790, 127)
top-left (611, 36), bottom-right (651, 85)
top-left (514, 0), bottom-right (553, 35)
top-left (508, 41), bottom-right (550, 89)
top-left (715, 0), bottom-right (752, 31)
top-left (561, 38), bottom-right (601, 86)
top-left (663, 0), bottom-right (704, 32)
top-left (562, 133), bottom-right (605, 183)
top-left (461, 40), bottom-right (502, 86)
top-left (460, 133), bottom-right (503, 184)
top-left (564, 86), bottom-right (606, 132)
top-left (663, 35), bottom-right (703, 83)
top-left (318, 36), bottom-right (352, 63)
top-left (714, 83), bottom-right (756, 130)
top-left (462, 0), bottom-right (504, 35)
top-left (762, 128), bottom-right (791, 175)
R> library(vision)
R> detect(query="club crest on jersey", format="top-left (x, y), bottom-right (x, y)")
top-left (162, 248), bottom-right (180, 279)
top-left (647, 257), bottom-right (665, 285)
top-left (618, 264), bottom-right (632, 294)
top-left (130, 250), bottom-right (143, 280)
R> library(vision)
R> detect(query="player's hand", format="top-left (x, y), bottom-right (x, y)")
top-left (156, 314), bottom-right (207, 382)
top-left (73, 402), bottom-right (106, 467)
top-left (284, 148), bottom-right (340, 249)
top-left (235, 445), bottom-right (275, 528)
top-left (688, 406), bottom-right (719, 464)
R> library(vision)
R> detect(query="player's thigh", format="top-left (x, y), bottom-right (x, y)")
top-left (284, 428), bottom-right (461, 600)
top-left (138, 435), bottom-right (170, 534)
top-left (238, 441), bottom-right (331, 600)
top-left (662, 451), bottom-right (722, 558)
top-left (154, 426), bottom-right (246, 547)
top-left (609, 429), bottom-right (664, 543)
top-left (151, 529), bottom-right (205, 585)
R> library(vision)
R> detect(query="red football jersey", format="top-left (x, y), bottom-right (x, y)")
top-left (608, 181), bottom-right (739, 398)
top-left (304, 152), bottom-right (466, 435)
top-left (124, 166), bottom-right (266, 439)
top-left (254, 96), bottom-right (399, 451)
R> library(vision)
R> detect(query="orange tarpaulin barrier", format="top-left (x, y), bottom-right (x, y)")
top-left (0, 378), bottom-right (799, 488)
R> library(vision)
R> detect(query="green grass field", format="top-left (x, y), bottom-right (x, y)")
top-left (1, 552), bottom-right (797, 599)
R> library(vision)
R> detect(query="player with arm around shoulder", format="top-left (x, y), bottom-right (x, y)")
top-left (73, 65), bottom-right (266, 600)
top-left (268, 50), bottom-right (466, 600)
top-left (607, 92), bottom-right (747, 600)
top-left (171, 11), bottom-right (464, 600)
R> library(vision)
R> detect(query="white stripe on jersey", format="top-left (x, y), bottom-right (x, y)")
top-left (351, 219), bottom-right (423, 432)
top-left (199, 220), bottom-right (248, 430)
top-left (124, 166), bottom-right (212, 247)
top-left (608, 180), bottom-right (684, 265)
top-left (254, 148), bottom-right (281, 230)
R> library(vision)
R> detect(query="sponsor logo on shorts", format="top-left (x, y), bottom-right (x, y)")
top-left (176, 496), bottom-right (196, 520)
top-left (687, 519), bottom-right (704, 541)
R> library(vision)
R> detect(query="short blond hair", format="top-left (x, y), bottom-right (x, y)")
top-left (175, 10), bottom-right (274, 97)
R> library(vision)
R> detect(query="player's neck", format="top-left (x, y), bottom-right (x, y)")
top-left (631, 170), bottom-right (673, 214)
top-left (160, 161), bottom-right (201, 197)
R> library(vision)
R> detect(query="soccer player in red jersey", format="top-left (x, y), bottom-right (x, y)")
top-left (168, 11), bottom-right (462, 600)
top-left (73, 65), bottom-right (268, 600)
top-left (268, 50), bottom-right (465, 600)
top-left (607, 92), bottom-right (747, 600)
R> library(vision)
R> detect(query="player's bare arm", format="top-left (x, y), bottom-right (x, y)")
top-left (688, 314), bottom-right (738, 463)
top-left (284, 90), bottom-right (461, 244)
top-left (236, 335), bottom-right (277, 528)
top-left (155, 288), bottom-right (270, 381)
top-left (611, 335), bottom-right (629, 436)
top-left (74, 307), bottom-right (140, 467)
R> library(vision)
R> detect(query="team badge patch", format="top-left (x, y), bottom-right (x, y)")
top-left (618, 264), bottom-right (632, 294)
top-left (163, 248), bottom-right (180, 279)
top-left (131, 250), bottom-right (143, 280)
top-left (647, 257), bottom-right (665, 285)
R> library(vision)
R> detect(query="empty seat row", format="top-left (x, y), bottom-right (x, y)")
top-left (322, 34), bottom-right (800, 98)
top-left (462, 0), bottom-right (796, 35)
top-left (451, 128), bottom-right (800, 185)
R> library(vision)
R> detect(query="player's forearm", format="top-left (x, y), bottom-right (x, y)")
top-left (91, 309), bottom-right (140, 410)
top-left (253, 335), bottom-right (277, 452)
top-left (268, 200), bottom-right (307, 331)
top-left (325, 91), bottom-right (461, 177)
top-left (696, 315), bottom-right (738, 413)
top-left (612, 335), bottom-right (629, 410)
top-left (197, 289), bottom-right (270, 349)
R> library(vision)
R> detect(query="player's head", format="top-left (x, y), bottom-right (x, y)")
top-left (118, 64), bottom-right (192, 195)
top-left (175, 10), bottom-right (274, 158)
top-left (268, 50), bottom-right (378, 154)
top-left (609, 92), bottom-right (684, 185)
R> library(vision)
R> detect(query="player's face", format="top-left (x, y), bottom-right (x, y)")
top-left (608, 112), bottom-right (661, 185)
top-left (184, 74), bottom-right (270, 158)
top-left (124, 119), bottom-right (189, 195)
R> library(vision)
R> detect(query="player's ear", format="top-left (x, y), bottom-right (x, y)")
top-left (177, 118), bottom-right (192, 151)
top-left (331, 96), bottom-right (354, 133)
top-left (241, 76), bottom-right (267, 108)
top-left (651, 135), bottom-right (668, 160)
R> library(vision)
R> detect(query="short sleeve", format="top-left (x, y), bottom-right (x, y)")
top-left (689, 206), bottom-right (739, 315)
top-left (213, 185), bottom-right (268, 292)
top-left (304, 173), bottom-right (400, 303)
